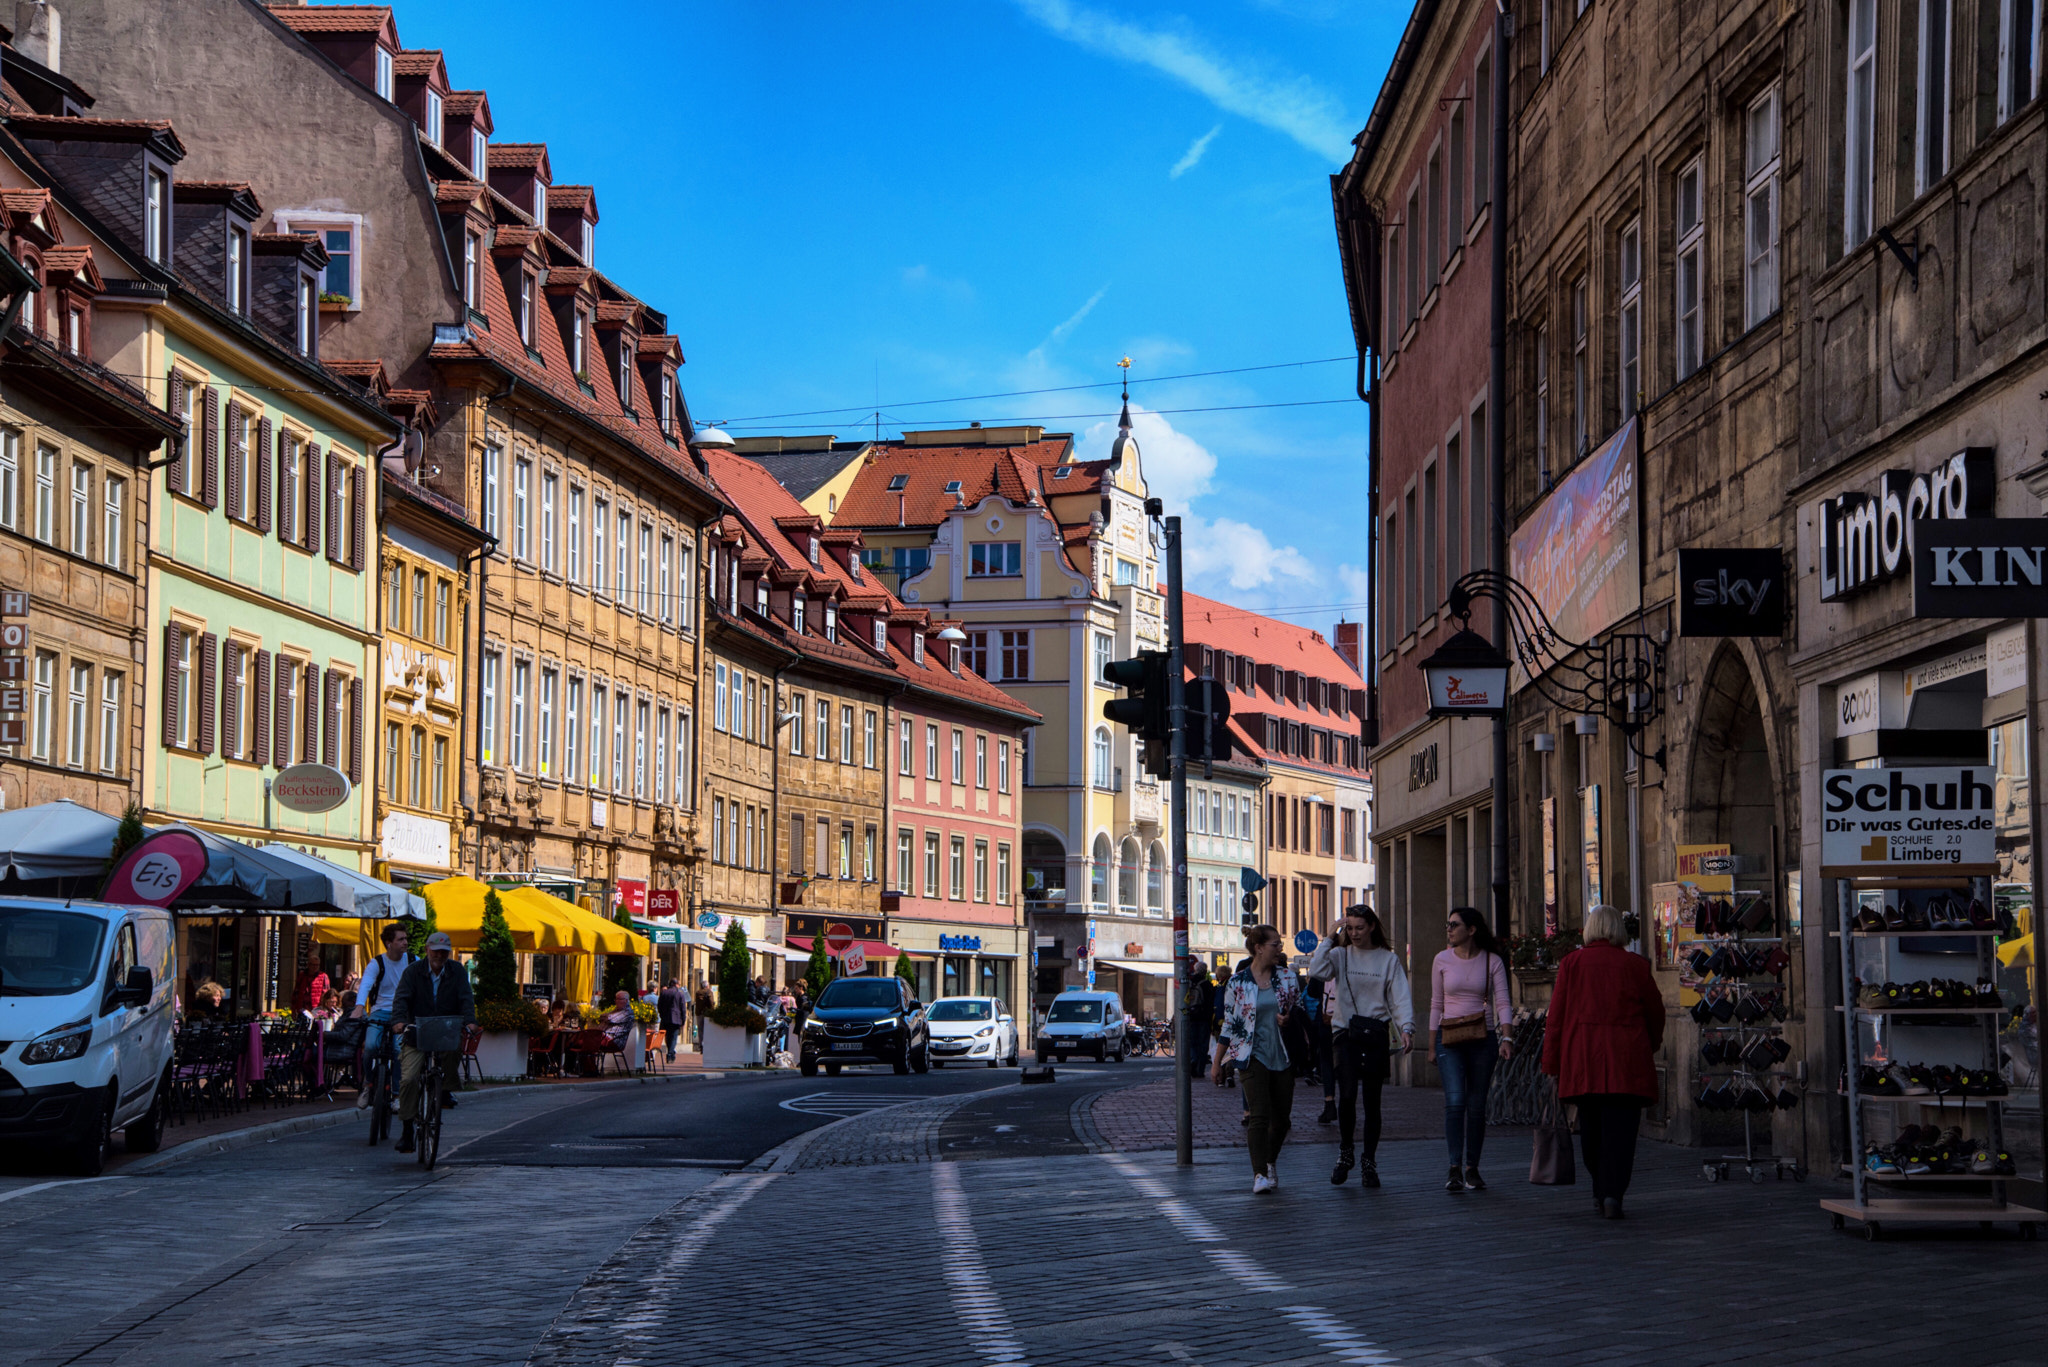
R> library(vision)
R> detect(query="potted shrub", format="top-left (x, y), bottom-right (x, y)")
top-left (470, 890), bottom-right (531, 1078)
top-left (701, 923), bottom-right (766, 1066)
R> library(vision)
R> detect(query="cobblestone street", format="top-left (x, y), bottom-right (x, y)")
top-left (3, 1069), bottom-right (2043, 1367)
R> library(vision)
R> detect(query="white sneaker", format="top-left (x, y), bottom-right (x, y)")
top-left (1267, 1162), bottom-right (1279, 1189)
top-left (1252, 1172), bottom-right (1274, 1194)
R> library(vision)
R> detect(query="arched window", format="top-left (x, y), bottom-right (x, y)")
top-left (1092, 726), bottom-right (1112, 788)
top-left (1146, 841), bottom-right (1166, 915)
top-left (1118, 836), bottom-right (1141, 911)
top-left (1090, 833), bottom-right (1112, 907)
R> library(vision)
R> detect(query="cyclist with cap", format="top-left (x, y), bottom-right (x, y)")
top-left (391, 930), bottom-right (475, 1154)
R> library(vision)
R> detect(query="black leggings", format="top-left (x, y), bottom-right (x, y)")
top-left (1333, 1029), bottom-right (1389, 1158)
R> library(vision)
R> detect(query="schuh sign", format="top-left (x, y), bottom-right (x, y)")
top-left (1911, 518), bottom-right (2048, 618)
top-left (1819, 766), bottom-right (1997, 875)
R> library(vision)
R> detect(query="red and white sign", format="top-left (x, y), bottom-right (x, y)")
top-left (823, 922), bottom-right (856, 956)
top-left (646, 887), bottom-right (681, 920)
top-left (102, 829), bottom-right (209, 907)
top-left (841, 945), bottom-right (867, 975)
top-left (272, 763), bottom-right (351, 814)
top-left (614, 877), bottom-right (647, 917)
top-left (0, 590), bottom-right (26, 617)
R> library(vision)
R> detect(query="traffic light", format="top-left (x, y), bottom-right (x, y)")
top-left (1186, 677), bottom-right (1234, 764)
top-left (1101, 650), bottom-right (1170, 741)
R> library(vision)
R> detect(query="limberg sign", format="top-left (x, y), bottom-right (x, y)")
top-left (1817, 447), bottom-right (1992, 601)
top-left (1819, 766), bottom-right (1997, 875)
top-left (1911, 518), bottom-right (2048, 617)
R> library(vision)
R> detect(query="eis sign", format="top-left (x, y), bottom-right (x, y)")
top-left (1818, 448), bottom-right (1992, 602)
top-left (1819, 767), bottom-right (1997, 875)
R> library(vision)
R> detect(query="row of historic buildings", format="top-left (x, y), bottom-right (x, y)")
top-left (0, 0), bottom-right (1373, 1020)
top-left (1336, 0), bottom-right (2043, 1170)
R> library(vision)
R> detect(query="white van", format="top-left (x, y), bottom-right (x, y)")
top-left (1035, 990), bottom-right (1127, 1063)
top-left (0, 897), bottom-right (175, 1173)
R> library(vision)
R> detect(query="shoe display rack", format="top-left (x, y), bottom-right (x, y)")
top-left (1823, 874), bottom-right (2043, 1240)
top-left (1685, 893), bottom-right (1803, 1184)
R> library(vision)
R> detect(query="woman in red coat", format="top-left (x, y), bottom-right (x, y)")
top-left (1541, 904), bottom-right (1666, 1219)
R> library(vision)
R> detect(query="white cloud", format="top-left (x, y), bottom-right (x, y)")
top-left (1182, 513), bottom-right (1319, 593)
top-left (1014, 0), bottom-right (1353, 162)
top-left (1336, 562), bottom-right (1373, 605)
top-left (1080, 400), bottom-right (1216, 505)
top-left (1170, 124), bottom-right (1223, 178)
top-left (1030, 284), bottom-right (1110, 360)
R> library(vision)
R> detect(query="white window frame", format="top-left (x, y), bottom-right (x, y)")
top-left (538, 666), bottom-right (556, 777)
top-left (565, 675), bottom-right (582, 784)
top-left (567, 485), bottom-right (583, 583)
top-left (509, 659), bottom-right (529, 772)
top-left (512, 455), bottom-right (531, 561)
top-left (272, 211), bottom-right (365, 310)
top-left (424, 88), bottom-right (444, 145)
top-left (98, 670), bottom-right (122, 773)
top-left (471, 129), bottom-right (487, 179)
top-left (1997, 0), bottom-right (2042, 123)
top-left (0, 427), bottom-right (17, 530)
top-left (1618, 218), bottom-right (1641, 422)
top-left (1675, 158), bottom-right (1705, 381)
top-left (540, 471), bottom-right (558, 574)
top-left (481, 442), bottom-right (502, 542)
top-left (1570, 277), bottom-right (1589, 456)
top-left (480, 650), bottom-right (500, 766)
top-left (1917, 2), bottom-right (1952, 193)
top-left (1745, 85), bottom-right (1782, 328)
top-left (1844, 0), bottom-right (1878, 251)
top-left (374, 46), bottom-right (394, 100)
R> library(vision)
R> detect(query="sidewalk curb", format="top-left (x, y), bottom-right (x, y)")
top-left (122, 1070), bottom-right (723, 1175)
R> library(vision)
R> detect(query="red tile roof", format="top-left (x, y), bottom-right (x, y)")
top-left (433, 181), bottom-right (483, 208)
top-left (265, 4), bottom-right (396, 38)
top-left (394, 49), bottom-right (446, 81)
top-left (833, 435), bottom-right (1082, 530)
top-left (547, 184), bottom-right (595, 216)
top-left (489, 141), bottom-right (548, 172)
top-left (1182, 591), bottom-right (1364, 771)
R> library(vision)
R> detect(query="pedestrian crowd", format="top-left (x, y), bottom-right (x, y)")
top-left (1183, 901), bottom-right (1664, 1215)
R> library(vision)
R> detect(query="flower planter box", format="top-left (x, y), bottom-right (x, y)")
top-left (475, 1030), bottom-right (528, 1081)
top-left (701, 1022), bottom-right (764, 1067)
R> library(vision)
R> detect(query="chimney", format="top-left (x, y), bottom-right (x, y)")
top-left (1334, 621), bottom-right (1363, 673)
top-left (15, 2), bottom-right (60, 72)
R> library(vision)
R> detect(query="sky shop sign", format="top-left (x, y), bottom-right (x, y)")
top-left (1819, 766), bottom-right (1997, 875)
top-left (1818, 447), bottom-right (1992, 601)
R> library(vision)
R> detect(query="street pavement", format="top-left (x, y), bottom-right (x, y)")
top-left (2, 1059), bottom-right (2044, 1367)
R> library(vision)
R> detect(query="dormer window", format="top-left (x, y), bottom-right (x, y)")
top-left (226, 225), bottom-right (249, 315)
top-left (65, 307), bottom-right (81, 355)
top-left (424, 89), bottom-right (444, 145)
top-left (793, 596), bottom-right (806, 634)
top-left (824, 603), bottom-right (837, 642)
top-left (375, 47), bottom-right (395, 100)
top-left (807, 536), bottom-right (820, 566)
top-left (949, 644), bottom-right (962, 673)
top-left (659, 372), bottom-right (674, 435)
top-left (462, 231), bottom-right (479, 308)
top-left (617, 340), bottom-right (632, 407)
top-left (144, 167), bottom-right (170, 264)
top-left (471, 130), bottom-right (488, 179)
top-left (1054, 466), bottom-right (1072, 479)
top-left (944, 480), bottom-right (962, 495)
top-left (296, 274), bottom-right (316, 356)
top-left (887, 473), bottom-right (908, 491)
top-left (913, 633), bottom-right (925, 665)
top-left (755, 581), bottom-right (768, 615)
top-left (518, 274), bottom-right (535, 347)
top-left (849, 557), bottom-right (863, 583)
top-left (532, 181), bottom-right (545, 224)
top-left (873, 620), bottom-right (886, 650)
top-left (571, 311), bottom-right (586, 374)
top-left (581, 220), bottom-right (594, 263)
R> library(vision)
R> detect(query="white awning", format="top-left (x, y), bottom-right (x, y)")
top-left (1093, 958), bottom-right (1176, 978)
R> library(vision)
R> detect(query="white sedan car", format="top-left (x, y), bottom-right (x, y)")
top-left (925, 996), bottom-right (1019, 1068)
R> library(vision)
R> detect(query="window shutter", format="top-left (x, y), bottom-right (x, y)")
top-left (276, 428), bottom-right (294, 542)
top-left (252, 649), bottom-right (271, 767)
top-left (303, 444), bottom-right (322, 556)
top-left (166, 375), bottom-right (186, 493)
top-left (324, 449), bottom-right (339, 560)
top-left (347, 676), bottom-right (363, 784)
top-left (161, 622), bottom-right (182, 749)
top-left (200, 388), bottom-right (220, 510)
top-left (221, 639), bottom-right (239, 760)
top-left (303, 663), bottom-right (321, 767)
top-left (273, 655), bottom-right (292, 766)
top-left (224, 402), bottom-right (243, 518)
top-left (349, 464), bottom-right (366, 570)
top-left (322, 670), bottom-right (339, 768)
top-left (196, 631), bottom-right (218, 756)
top-left (255, 417), bottom-right (273, 534)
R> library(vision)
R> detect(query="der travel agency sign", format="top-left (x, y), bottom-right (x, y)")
top-left (1819, 766), bottom-right (1998, 876)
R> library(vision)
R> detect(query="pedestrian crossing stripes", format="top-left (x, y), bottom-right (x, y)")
top-left (933, 1163), bottom-right (1030, 1366)
top-left (778, 1092), bottom-right (924, 1118)
top-left (1278, 1306), bottom-right (1402, 1365)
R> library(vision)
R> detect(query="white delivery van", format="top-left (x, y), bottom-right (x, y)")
top-left (0, 897), bottom-right (175, 1173)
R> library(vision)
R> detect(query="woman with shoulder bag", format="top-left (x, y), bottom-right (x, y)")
top-left (1541, 904), bottom-right (1665, 1219)
top-left (1210, 924), bottom-right (1304, 1194)
top-left (1431, 906), bottom-right (1513, 1193)
top-left (1305, 903), bottom-right (1414, 1187)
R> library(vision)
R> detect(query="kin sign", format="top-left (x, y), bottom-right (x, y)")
top-left (1911, 518), bottom-right (2048, 618)
top-left (1819, 766), bottom-right (1997, 875)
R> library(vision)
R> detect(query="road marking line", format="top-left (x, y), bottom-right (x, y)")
top-left (0, 1175), bottom-right (124, 1205)
top-left (932, 1163), bottom-right (1030, 1366)
top-left (1277, 1306), bottom-right (1402, 1364)
top-left (776, 1091), bottom-right (923, 1117)
top-left (611, 1173), bottom-right (774, 1366)
top-left (1207, 1248), bottom-right (1289, 1292)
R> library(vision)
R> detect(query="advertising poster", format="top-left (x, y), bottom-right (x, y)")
top-left (1670, 843), bottom-right (1732, 1003)
top-left (1581, 784), bottom-right (1604, 908)
top-left (1508, 419), bottom-right (1641, 686)
top-left (1820, 767), bottom-right (1998, 875)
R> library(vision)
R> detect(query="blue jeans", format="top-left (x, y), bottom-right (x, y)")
top-left (1435, 1032), bottom-right (1499, 1167)
top-left (364, 1011), bottom-right (394, 1069)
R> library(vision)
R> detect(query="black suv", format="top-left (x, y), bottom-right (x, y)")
top-left (799, 977), bottom-right (930, 1076)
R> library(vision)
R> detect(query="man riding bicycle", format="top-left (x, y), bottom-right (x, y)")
top-left (390, 931), bottom-right (474, 1154)
top-left (350, 923), bottom-right (415, 1110)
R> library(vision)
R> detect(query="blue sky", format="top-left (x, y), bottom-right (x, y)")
top-left (393, 1), bottom-right (1403, 619)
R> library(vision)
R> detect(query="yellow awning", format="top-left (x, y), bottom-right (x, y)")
top-left (413, 875), bottom-right (584, 953)
top-left (502, 885), bottom-right (651, 956)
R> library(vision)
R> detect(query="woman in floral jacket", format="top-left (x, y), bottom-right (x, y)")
top-left (1210, 924), bottom-right (1303, 1193)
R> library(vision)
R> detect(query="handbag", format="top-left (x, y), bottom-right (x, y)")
top-left (1439, 951), bottom-right (1496, 1045)
top-left (1529, 1080), bottom-right (1577, 1185)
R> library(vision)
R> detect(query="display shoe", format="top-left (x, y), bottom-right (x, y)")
top-left (1930, 1065), bottom-right (1963, 1096)
top-left (1331, 1152), bottom-right (1354, 1185)
top-left (1862, 1066), bottom-right (1903, 1097)
top-left (1774, 1085), bottom-right (1801, 1110)
top-left (1982, 1070), bottom-right (2010, 1097)
top-left (1896, 1139), bottom-right (1933, 1176)
top-left (1903, 898), bottom-right (1932, 932)
top-left (1926, 979), bottom-right (1952, 1008)
top-left (1359, 1158), bottom-right (1381, 1188)
top-left (1857, 980), bottom-right (1885, 1009)
top-left (1975, 980), bottom-right (2004, 1009)
top-left (1969, 898), bottom-right (1996, 929)
top-left (1897, 1061), bottom-right (1933, 1095)
top-left (1864, 1145), bottom-right (1902, 1176)
top-left (1882, 980), bottom-right (1907, 1007)
top-left (1927, 896), bottom-right (1959, 931)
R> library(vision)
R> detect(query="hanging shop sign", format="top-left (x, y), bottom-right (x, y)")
top-left (1987, 623), bottom-right (2027, 696)
top-left (1508, 418), bottom-right (1640, 682)
top-left (0, 590), bottom-right (25, 748)
top-left (1835, 671), bottom-right (1905, 737)
top-left (646, 887), bottom-right (681, 920)
top-left (1817, 447), bottom-right (1992, 601)
top-left (1819, 766), bottom-right (1998, 875)
top-left (613, 877), bottom-right (647, 917)
top-left (1677, 548), bottom-right (1786, 636)
top-left (379, 810), bottom-right (450, 869)
top-left (272, 763), bottom-right (352, 814)
top-left (1910, 518), bottom-right (2048, 618)
top-left (938, 934), bottom-right (982, 952)
top-left (101, 828), bottom-right (210, 907)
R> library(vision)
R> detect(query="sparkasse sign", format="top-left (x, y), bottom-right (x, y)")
top-left (1819, 766), bottom-right (1998, 875)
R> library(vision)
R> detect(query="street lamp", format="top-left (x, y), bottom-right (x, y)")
top-left (1419, 626), bottom-right (1511, 719)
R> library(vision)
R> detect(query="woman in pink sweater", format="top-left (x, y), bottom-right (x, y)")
top-left (1430, 907), bottom-right (1514, 1193)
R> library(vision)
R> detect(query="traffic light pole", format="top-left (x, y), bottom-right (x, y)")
top-left (1165, 513), bottom-right (1192, 1167)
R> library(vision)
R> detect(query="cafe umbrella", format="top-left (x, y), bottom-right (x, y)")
top-left (0, 799), bottom-right (123, 893)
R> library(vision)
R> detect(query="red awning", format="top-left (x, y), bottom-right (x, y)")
top-left (786, 936), bottom-right (918, 960)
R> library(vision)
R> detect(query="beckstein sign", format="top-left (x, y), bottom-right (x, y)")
top-left (1820, 766), bottom-right (1997, 875)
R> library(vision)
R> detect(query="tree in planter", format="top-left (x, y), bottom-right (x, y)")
top-left (804, 934), bottom-right (835, 1000)
top-left (894, 951), bottom-right (918, 993)
top-left (709, 923), bottom-right (764, 1032)
top-left (474, 889), bottom-right (518, 1005)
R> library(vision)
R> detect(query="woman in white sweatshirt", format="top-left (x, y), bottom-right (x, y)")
top-left (1305, 903), bottom-right (1414, 1187)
